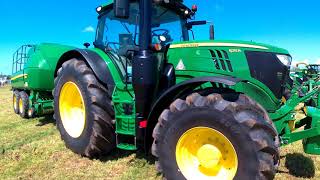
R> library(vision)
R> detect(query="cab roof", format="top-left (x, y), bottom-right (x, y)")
top-left (97, 0), bottom-right (191, 18)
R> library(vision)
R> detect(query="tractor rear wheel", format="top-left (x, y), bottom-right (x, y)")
top-left (18, 91), bottom-right (29, 119)
top-left (53, 59), bottom-right (115, 158)
top-left (13, 90), bottom-right (20, 114)
top-left (152, 93), bottom-right (279, 180)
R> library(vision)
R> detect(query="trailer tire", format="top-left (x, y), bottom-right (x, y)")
top-left (53, 58), bottom-right (115, 158)
top-left (13, 90), bottom-right (20, 114)
top-left (18, 91), bottom-right (29, 119)
top-left (152, 93), bottom-right (279, 180)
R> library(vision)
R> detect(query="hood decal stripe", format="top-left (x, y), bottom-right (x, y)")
top-left (170, 43), bottom-right (269, 50)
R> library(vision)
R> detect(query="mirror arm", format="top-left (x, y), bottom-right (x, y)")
top-left (186, 20), bottom-right (207, 30)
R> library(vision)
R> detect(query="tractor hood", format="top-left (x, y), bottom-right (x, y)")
top-left (166, 40), bottom-right (291, 103)
top-left (169, 40), bottom-right (289, 54)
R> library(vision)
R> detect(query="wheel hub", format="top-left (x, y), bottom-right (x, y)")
top-left (176, 127), bottom-right (238, 179)
top-left (59, 82), bottom-right (86, 138)
top-left (13, 95), bottom-right (17, 110)
top-left (19, 98), bottom-right (23, 113)
top-left (197, 144), bottom-right (222, 169)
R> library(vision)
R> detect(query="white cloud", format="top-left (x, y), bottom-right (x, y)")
top-left (316, 58), bottom-right (320, 64)
top-left (82, 26), bottom-right (95, 33)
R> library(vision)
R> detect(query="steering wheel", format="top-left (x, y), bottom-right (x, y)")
top-left (152, 29), bottom-right (172, 45)
top-left (152, 29), bottom-right (169, 37)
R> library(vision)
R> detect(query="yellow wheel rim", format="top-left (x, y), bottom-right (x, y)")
top-left (176, 127), bottom-right (238, 180)
top-left (13, 95), bottom-right (17, 110)
top-left (19, 98), bottom-right (23, 113)
top-left (59, 82), bottom-right (86, 138)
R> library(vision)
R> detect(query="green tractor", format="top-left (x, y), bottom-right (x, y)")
top-left (11, 0), bottom-right (320, 179)
top-left (294, 62), bottom-right (320, 80)
top-left (288, 62), bottom-right (319, 97)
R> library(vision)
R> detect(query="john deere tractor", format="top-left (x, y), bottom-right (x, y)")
top-left (294, 62), bottom-right (320, 80)
top-left (11, 0), bottom-right (320, 179)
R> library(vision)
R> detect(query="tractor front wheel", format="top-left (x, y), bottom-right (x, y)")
top-left (53, 59), bottom-right (115, 158)
top-left (152, 93), bottom-right (279, 180)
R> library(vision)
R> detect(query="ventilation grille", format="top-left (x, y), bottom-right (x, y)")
top-left (209, 49), bottom-right (233, 72)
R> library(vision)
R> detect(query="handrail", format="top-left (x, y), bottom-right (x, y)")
top-left (12, 45), bottom-right (35, 74)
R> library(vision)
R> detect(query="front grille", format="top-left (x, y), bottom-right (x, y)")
top-left (245, 51), bottom-right (289, 99)
top-left (209, 49), bottom-right (233, 72)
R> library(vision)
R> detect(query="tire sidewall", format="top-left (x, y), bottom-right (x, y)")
top-left (18, 91), bottom-right (29, 118)
top-left (13, 91), bottom-right (20, 114)
top-left (158, 108), bottom-right (259, 180)
top-left (54, 63), bottom-right (94, 154)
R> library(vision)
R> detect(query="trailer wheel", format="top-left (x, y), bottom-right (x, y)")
top-left (18, 91), bottom-right (29, 119)
top-left (53, 59), bottom-right (115, 158)
top-left (152, 93), bottom-right (279, 180)
top-left (13, 90), bottom-right (20, 114)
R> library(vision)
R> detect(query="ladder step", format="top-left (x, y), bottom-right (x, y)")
top-left (117, 143), bottom-right (137, 151)
top-left (116, 134), bottom-right (137, 151)
top-left (116, 115), bottom-right (135, 119)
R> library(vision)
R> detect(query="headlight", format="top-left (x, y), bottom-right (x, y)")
top-left (276, 54), bottom-right (292, 67)
top-left (96, 6), bottom-right (102, 13)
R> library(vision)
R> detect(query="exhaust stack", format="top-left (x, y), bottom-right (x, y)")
top-left (132, 0), bottom-right (159, 118)
top-left (210, 24), bottom-right (215, 40)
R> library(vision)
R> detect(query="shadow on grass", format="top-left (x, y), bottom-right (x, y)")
top-left (36, 115), bottom-right (55, 126)
top-left (99, 149), bottom-right (156, 165)
top-left (283, 153), bottom-right (315, 178)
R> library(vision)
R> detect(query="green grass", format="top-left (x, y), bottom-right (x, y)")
top-left (0, 86), bottom-right (319, 179)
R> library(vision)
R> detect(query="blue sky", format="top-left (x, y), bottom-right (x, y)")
top-left (0, 0), bottom-right (319, 75)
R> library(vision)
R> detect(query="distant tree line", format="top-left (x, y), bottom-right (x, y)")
top-left (0, 74), bottom-right (11, 79)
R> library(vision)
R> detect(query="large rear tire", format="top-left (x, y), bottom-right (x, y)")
top-left (152, 93), bottom-right (279, 180)
top-left (53, 59), bottom-right (115, 158)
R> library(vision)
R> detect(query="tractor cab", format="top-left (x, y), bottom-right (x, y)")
top-left (93, 1), bottom-right (205, 79)
top-left (307, 64), bottom-right (320, 76)
top-left (94, 2), bottom-right (191, 52)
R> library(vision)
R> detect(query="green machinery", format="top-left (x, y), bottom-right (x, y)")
top-left (11, 0), bottom-right (320, 179)
top-left (288, 62), bottom-right (319, 99)
top-left (11, 44), bottom-right (74, 118)
top-left (293, 62), bottom-right (320, 80)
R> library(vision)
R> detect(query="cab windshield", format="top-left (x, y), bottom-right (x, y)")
top-left (308, 65), bottom-right (320, 73)
top-left (94, 3), bottom-right (188, 53)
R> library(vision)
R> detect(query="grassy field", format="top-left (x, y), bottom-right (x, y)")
top-left (0, 85), bottom-right (319, 180)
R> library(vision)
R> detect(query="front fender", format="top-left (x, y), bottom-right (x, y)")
top-left (145, 76), bottom-right (241, 149)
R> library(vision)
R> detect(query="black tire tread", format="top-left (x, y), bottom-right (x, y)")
top-left (152, 93), bottom-right (279, 180)
top-left (53, 59), bottom-right (115, 158)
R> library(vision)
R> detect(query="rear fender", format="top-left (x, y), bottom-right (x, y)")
top-left (55, 49), bottom-right (115, 91)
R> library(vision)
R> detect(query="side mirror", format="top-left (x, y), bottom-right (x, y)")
top-left (186, 21), bottom-right (207, 30)
top-left (114, 0), bottom-right (130, 18)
